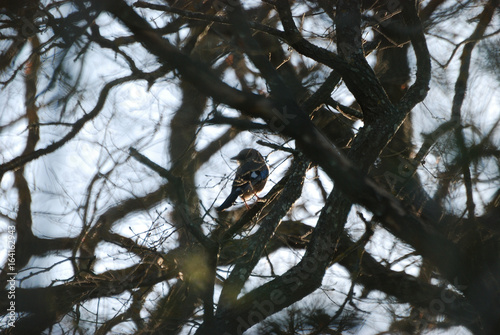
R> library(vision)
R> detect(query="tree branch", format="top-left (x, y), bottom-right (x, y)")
top-left (217, 155), bottom-right (309, 312)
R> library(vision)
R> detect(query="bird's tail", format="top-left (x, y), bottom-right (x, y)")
top-left (216, 191), bottom-right (240, 212)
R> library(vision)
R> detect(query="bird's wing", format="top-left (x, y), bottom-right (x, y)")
top-left (233, 161), bottom-right (268, 188)
top-left (216, 157), bottom-right (268, 212)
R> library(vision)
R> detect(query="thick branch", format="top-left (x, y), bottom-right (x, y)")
top-left (451, 0), bottom-right (498, 220)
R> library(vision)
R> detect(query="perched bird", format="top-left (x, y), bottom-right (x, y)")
top-left (216, 148), bottom-right (269, 212)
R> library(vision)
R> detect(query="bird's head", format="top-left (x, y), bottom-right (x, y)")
top-left (231, 148), bottom-right (262, 164)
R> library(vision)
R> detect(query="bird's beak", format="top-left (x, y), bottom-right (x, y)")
top-left (231, 155), bottom-right (239, 161)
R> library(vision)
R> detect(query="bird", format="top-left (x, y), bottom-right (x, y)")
top-left (216, 148), bottom-right (269, 212)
